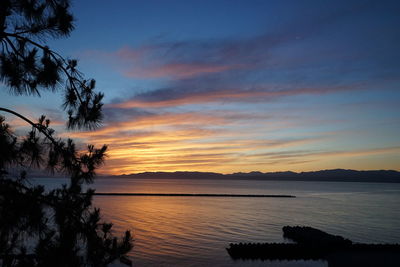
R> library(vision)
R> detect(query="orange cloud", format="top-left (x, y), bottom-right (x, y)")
top-left (63, 112), bottom-right (228, 140)
top-left (55, 106), bottom-right (399, 175)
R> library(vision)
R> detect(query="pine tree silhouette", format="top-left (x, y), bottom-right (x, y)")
top-left (0, 1), bottom-right (133, 266)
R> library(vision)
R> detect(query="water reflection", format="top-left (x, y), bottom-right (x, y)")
top-left (33, 178), bottom-right (400, 266)
top-left (96, 196), bottom-right (327, 267)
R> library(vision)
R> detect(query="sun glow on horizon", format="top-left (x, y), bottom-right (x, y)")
top-left (1, 0), bottom-right (399, 175)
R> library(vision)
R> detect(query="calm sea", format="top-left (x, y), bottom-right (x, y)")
top-left (32, 178), bottom-right (400, 267)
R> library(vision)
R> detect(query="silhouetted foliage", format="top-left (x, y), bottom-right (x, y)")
top-left (0, 0), bottom-right (103, 130)
top-left (0, 1), bottom-right (133, 266)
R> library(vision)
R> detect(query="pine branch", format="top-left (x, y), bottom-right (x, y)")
top-left (0, 107), bottom-right (56, 144)
top-left (4, 31), bottom-right (85, 104)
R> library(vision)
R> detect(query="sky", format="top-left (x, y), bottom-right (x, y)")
top-left (1, 0), bottom-right (399, 174)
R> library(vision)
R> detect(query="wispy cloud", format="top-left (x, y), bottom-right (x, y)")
top-left (57, 104), bottom-right (325, 174)
top-left (67, 0), bottom-right (400, 174)
top-left (97, 3), bottom-right (399, 109)
top-left (246, 147), bottom-right (400, 160)
top-left (108, 82), bottom-right (365, 108)
top-left (85, 0), bottom-right (385, 81)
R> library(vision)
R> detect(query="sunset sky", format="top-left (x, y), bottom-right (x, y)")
top-left (1, 0), bottom-right (399, 174)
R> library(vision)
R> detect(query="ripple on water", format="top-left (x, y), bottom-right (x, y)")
top-left (32, 178), bottom-right (400, 266)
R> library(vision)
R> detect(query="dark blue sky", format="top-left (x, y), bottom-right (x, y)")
top-left (1, 0), bottom-right (399, 174)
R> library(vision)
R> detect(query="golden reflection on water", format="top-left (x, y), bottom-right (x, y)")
top-left (88, 179), bottom-right (400, 266)
top-left (95, 195), bottom-right (307, 266)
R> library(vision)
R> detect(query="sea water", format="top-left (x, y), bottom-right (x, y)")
top-left (32, 178), bottom-right (400, 266)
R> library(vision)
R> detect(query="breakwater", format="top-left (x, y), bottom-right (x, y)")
top-left (227, 226), bottom-right (400, 266)
top-left (92, 193), bottom-right (296, 198)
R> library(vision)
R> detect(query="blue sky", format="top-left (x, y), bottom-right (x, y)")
top-left (1, 0), bottom-right (399, 174)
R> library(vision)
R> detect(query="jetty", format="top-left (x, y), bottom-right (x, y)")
top-left (227, 226), bottom-right (400, 267)
top-left (92, 193), bottom-right (296, 198)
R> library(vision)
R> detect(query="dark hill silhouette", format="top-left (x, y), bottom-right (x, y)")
top-left (107, 169), bottom-right (400, 183)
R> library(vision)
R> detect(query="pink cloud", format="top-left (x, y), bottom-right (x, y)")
top-left (83, 45), bottom-right (246, 79)
top-left (124, 62), bottom-right (244, 79)
top-left (108, 83), bottom-right (363, 109)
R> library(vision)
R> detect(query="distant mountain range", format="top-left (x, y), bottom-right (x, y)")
top-left (109, 169), bottom-right (400, 183)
